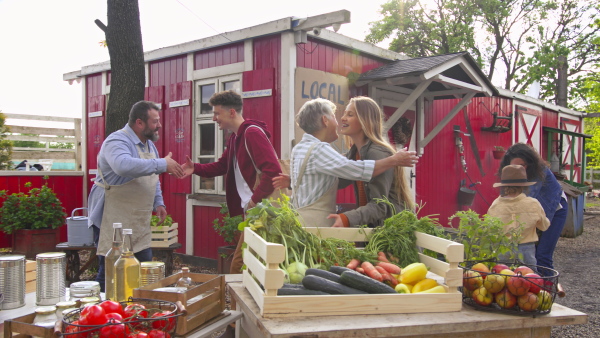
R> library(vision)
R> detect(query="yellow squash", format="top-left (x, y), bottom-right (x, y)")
top-left (394, 283), bottom-right (413, 294)
top-left (415, 285), bottom-right (447, 293)
top-left (400, 262), bottom-right (428, 284)
top-left (411, 278), bottom-right (438, 293)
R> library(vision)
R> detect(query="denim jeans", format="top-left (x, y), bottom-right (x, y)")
top-left (535, 198), bottom-right (568, 276)
top-left (93, 225), bottom-right (153, 292)
top-left (518, 242), bottom-right (537, 269)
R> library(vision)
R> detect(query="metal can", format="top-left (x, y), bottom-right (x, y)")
top-left (140, 261), bottom-right (165, 287)
top-left (36, 252), bottom-right (66, 306)
top-left (0, 255), bottom-right (26, 310)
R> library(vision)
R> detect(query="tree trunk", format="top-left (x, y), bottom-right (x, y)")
top-left (104, 0), bottom-right (145, 136)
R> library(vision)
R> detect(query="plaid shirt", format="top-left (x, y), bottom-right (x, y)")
top-left (291, 133), bottom-right (375, 208)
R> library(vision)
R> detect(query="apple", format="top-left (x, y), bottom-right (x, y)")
top-left (517, 292), bottom-right (539, 311)
top-left (483, 273), bottom-right (506, 293)
top-left (491, 264), bottom-right (510, 274)
top-left (507, 274), bottom-right (530, 296)
top-left (513, 266), bottom-right (535, 276)
top-left (472, 286), bottom-right (493, 306)
top-left (463, 270), bottom-right (483, 291)
top-left (463, 287), bottom-right (473, 298)
top-left (495, 287), bottom-right (517, 309)
top-left (499, 269), bottom-right (515, 283)
top-left (524, 273), bottom-right (544, 294)
top-left (537, 290), bottom-right (553, 311)
top-left (471, 263), bottom-right (491, 279)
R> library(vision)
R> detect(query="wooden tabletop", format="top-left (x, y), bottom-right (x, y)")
top-left (228, 283), bottom-right (588, 338)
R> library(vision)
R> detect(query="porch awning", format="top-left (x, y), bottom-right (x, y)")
top-left (356, 52), bottom-right (497, 151)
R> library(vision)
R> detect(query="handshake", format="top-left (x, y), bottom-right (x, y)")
top-left (164, 153), bottom-right (197, 179)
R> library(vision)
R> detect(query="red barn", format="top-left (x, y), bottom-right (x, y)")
top-left (62, 10), bottom-right (588, 262)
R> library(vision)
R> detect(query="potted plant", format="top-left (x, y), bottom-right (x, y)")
top-left (492, 146), bottom-right (506, 160)
top-left (0, 180), bottom-right (67, 258)
top-left (213, 203), bottom-right (243, 274)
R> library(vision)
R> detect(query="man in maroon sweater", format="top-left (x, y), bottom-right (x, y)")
top-left (182, 90), bottom-right (281, 273)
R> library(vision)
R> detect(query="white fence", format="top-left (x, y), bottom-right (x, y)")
top-left (4, 113), bottom-right (82, 171)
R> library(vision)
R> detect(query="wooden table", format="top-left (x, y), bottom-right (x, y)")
top-left (228, 282), bottom-right (588, 338)
top-left (55, 242), bottom-right (182, 284)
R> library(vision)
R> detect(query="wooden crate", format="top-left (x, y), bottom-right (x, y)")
top-left (133, 272), bottom-right (225, 335)
top-left (242, 227), bottom-right (464, 318)
top-left (151, 223), bottom-right (179, 247)
top-left (26, 260), bottom-right (36, 293)
top-left (3, 312), bottom-right (58, 338)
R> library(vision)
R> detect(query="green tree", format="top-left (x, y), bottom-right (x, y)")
top-left (367, 0), bottom-right (600, 108)
top-left (0, 111), bottom-right (12, 170)
top-left (583, 71), bottom-right (600, 167)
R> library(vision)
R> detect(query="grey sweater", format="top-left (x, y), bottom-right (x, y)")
top-left (338, 141), bottom-right (405, 227)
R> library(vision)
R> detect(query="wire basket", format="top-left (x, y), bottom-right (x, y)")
top-left (460, 260), bottom-right (559, 317)
top-left (61, 297), bottom-right (185, 337)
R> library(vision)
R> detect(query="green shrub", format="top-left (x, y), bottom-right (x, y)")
top-left (0, 180), bottom-right (67, 234)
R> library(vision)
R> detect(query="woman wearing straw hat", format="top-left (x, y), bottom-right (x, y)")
top-left (488, 164), bottom-right (550, 266)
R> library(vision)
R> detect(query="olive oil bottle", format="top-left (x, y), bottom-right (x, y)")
top-left (105, 222), bottom-right (123, 300)
top-left (114, 228), bottom-right (140, 302)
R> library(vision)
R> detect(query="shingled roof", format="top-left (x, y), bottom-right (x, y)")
top-left (357, 51), bottom-right (497, 97)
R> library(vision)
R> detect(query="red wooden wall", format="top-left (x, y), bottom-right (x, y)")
top-left (86, 74), bottom-right (105, 178)
top-left (417, 97), bottom-right (515, 227)
top-left (0, 175), bottom-right (85, 248)
top-left (194, 42), bottom-right (244, 70)
top-left (297, 38), bottom-right (385, 77)
top-left (147, 56), bottom-right (190, 255)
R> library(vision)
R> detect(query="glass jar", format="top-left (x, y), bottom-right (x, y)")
top-left (175, 267), bottom-right (192, 289)
top-left (79, 296), bottom-right (100, 308)
top-left (69, 281), bottom-right (101, 301)
top-left (62, 308), bottom-right (80, 323)
top-left (55, 301), bottom-right (77, 321)
top-left (33, 306), bottom-right (58, 328)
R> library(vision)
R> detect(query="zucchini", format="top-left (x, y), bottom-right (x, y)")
top-left (305, 268), bottom-right (341, 283)
top-left (277, 286), bottom-right (330, 296)
top-left (281, 283), bottom-right (304, 288)
top-left (302, 275), bottom-right (368, 295)
top-left (339, 270), bottom-right (397, 294)
top-left (329, 266), bottom-right (353, 275)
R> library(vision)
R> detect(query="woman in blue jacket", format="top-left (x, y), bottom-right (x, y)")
top-left (498, 143), bottom-right (568, 276)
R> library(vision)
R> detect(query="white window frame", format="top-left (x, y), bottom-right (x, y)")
top-left (193, 74), bottom-right (242, 194)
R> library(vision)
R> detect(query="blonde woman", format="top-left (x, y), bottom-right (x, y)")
top-left (330, 96), bottom-right (415, 228)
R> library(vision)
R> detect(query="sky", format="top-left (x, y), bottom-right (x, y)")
top-left (0, 0), bottom-right (390, 121)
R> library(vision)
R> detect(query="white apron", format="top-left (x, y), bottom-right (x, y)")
top-left (96, 131), bottom-right (159, 256)
top-left (293, 144), bottom-right (337, 227)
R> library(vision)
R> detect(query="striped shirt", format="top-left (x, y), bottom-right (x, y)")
top-left (291, 133), bottom-right (375, 207)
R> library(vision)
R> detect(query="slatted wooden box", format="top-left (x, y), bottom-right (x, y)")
top-left (26, 260), bottom-right (36, 293)
top-left (151, 223), bottom-right (179, 248)
top-left (242, 227), bottom-right (464, 317)
top-left (133, 271), bottom-right (225, 335)
top-left (3, 312), bottom-right (57, 338)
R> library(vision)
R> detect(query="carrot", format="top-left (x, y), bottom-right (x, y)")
top-left (376, 266), bottom-right (398, 287)
top-left (361, 261), bottom-right (383, 282)
top-left (346, 258), bottom-right (361, 270)
top-left (377, 252), bottom-right (390, 263)
top-left (355, 267), bottom-right (366, 274)
top-left (376, 261), bottom-right (402, 275)
top-left (389, 255), bottom-right (400, 264)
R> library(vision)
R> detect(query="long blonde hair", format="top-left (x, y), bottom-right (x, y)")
top-left (349, 96), bottom-right (415, 211)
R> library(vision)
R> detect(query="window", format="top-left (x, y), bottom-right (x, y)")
top-left (193, 76), bottom-right (241, 194)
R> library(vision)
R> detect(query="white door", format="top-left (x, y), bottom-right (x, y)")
top-left (515, 103), bottom-right (542, 152)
